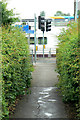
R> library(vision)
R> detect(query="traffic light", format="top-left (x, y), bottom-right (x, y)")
top-left (38, 16), bottom-right (41, 29)
top-left (38, 16), bottom-right (45, 32)
top-left (46, 19), bottom-right (51, 32)
top-left (40, 16), bottom-right (45, 32)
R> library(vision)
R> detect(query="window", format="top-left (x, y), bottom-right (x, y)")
top-left (38, 37), bottom-right (47, 44)
top-left (30, 37), bottom-right (34, 44)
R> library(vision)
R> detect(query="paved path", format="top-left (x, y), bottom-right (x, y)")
top-left (10, 58), bottom-right (68, 118)
top-left (31, 58), bottom-right (58, 87)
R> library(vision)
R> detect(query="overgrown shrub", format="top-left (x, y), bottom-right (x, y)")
top-left (0, 27), bottom-right (2, 120)
top-left (2, 25), bottom-right (32, 119)
top-left (56, 22), bottom-right (80, 117)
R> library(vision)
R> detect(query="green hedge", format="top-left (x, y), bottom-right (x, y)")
top-left (56, 22), bottom-right (80, 117)
top-left (2, 25), bottom-right (32, 119)
top-left (0, 27), bottom-right (2, 120)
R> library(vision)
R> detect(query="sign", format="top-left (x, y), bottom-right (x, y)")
top-left (26, 30), bottom-right (34, 34)
top-left (15, 25), bottom-right (34, 34)
top-left (23, 25), bottom-right (29, 31)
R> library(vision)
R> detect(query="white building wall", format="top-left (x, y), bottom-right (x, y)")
top-left (14, 21), bottom-right (67, 55)
top-left (29, 22), bottom-right (67, 55)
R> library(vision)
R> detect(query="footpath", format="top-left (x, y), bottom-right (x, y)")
top-left (10, 58), bottom-right (69, 118)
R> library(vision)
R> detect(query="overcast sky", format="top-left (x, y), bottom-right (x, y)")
top-left (7, 0), bottom-right (74, 19)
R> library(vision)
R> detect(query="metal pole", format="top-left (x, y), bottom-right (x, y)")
top-left (28, 33), bottom-right (30, 45)
top-left (43, 31), bottom-right (44, 58)
top-left (32, 49), bottom-right (33, 64)
top-left (34, 14), bottom-right (36, 63)
top-left (75, 0), bottom-right (78, 21)
top-left (50, 48), bottom-right (51, 57)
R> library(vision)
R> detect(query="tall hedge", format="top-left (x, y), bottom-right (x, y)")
top-left (2, 25), bottom-right (32, 119)
top-left (56, 22), bottom-right (80, 117)
top-left (0, 27), bottom-right (2, 120)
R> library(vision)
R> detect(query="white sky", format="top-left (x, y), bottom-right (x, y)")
top-left (7, 0), bottom-right (74, 19)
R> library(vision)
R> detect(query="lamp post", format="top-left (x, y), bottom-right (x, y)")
top-left (74, 0), bottom-right (78, 21)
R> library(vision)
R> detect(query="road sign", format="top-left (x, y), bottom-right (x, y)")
top-left (23, 25), bottom-right (29, 31)
top-left (15, 25), bottom-right (34, 34)
top-left (26, 30), bottom-right (34, 34)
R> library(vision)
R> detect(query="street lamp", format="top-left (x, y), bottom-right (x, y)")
top-left (74, 0), bottom-right (78, 21)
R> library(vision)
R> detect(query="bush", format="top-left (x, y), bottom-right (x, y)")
top-left (2, 25), bottom-right (32, 119)
top-left (56, 22), bottom-right (80, 117)
top-left (0, 27), bottom-right (2, 120)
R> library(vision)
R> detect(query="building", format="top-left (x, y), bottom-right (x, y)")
top-left (15, 18), bottom-right (68, 57)
top-left (21, 18), bottom-right (68, 57)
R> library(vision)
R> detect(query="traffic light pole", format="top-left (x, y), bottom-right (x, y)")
top-left (34, 14), bottom-right (36, 63)
top-left (38, 16), bottom-right (51, 58)
top-left (43, 31), bottom-right (44, 58)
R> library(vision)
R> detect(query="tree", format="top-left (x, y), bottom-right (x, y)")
top-left (64, 13), bottom-right (70, 16)
top-left (54, 11), bottom-right (70, 16)
top-left (40, 11), bottom-right (45, 16)
top-left (78, 10), bottom-right (80, 16)
top-left (0, 0), bottom-right (19, 25)
top-left (54, 11), bottom-right (63, 16)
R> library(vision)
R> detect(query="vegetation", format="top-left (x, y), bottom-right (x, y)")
top-left (2, 25), bottom-right (33, 119)
top-left (78, 10), bottom-right (80, 16)
top-left (54, 11), bottom-right (70, 16)
top-left (0, 27), bottom-right (2, 120)
top-left (0, 1), bottom-right (33, 119)
top-left (56, 21), bottom-right (80, 118)
top-left (0, 0), bottom-right (19, 26)
top-left (40, 11), bottom-right (45, 16)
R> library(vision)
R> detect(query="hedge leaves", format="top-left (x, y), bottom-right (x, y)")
top-left (2, 25), bottom-right (32, 119)
top-left (56, 22), bottom-right (80, 118)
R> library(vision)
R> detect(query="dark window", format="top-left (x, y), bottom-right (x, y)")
top-left (38, 37), bottom-right (47, 44)
top-left (30, 37), bottom-right (34, 44)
